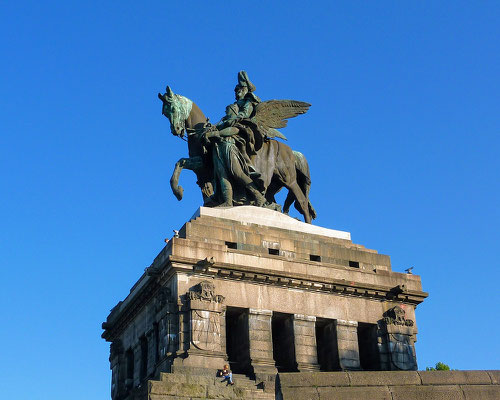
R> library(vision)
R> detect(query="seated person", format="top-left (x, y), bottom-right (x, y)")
top-left (220, 364), bottom-right (234, 385)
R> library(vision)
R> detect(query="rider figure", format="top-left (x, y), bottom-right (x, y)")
top-left (205, 71), bottom-right (266, 207)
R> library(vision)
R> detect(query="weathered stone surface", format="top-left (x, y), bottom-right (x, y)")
top-left (102, 208), bottom-right (429, 398)
top-left (462, 385), bottom-right (500, 400)
top-left (317, 386), bottom-right (392, 400)
top-left (487, 370), bottom-right (500, 384)
top-left (419, 370), bottom-right (491, 385)
top-left (281, 386), bottom-right (319, 399)
top-left (347, 371), bottom-right (421, 386)
top-left (149, 381), bottom-right (207, 397)
top-left (279, 371), bottom-right (350, 387)
top-left (390, 385), bottom-right (466, 400)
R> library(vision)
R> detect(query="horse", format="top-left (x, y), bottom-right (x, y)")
top-left (158, 87), bottom-right (316, 223)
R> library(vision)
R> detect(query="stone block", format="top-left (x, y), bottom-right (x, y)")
top-left (250, 349), bottom-right (274, 359)
top-left (149, 381), bottom-right (207, 397)
top-left (339, 358), bottom-right (360, 370)
top-left (249, 330), bottom-right (272, 341)
top-left (347, 371), bottom-right (420, 386)
top-left (316, 386), bottom-right (392, 400)
top-left (390, 385), bottom-right (466, 400)
top-left (487, 370), bottom-right (500, 384)
top-left (279, 371), bottom-right (350, 387)
top-left (418, 370), bottom-right (492, 385)
top-left (294, 335), bottom-right (317, 346)
top-left (296, 346), bottom-right (319, 357)
top-left (281, 386), bottom-right (320, 399)
top-left (249, 340), bottom-right (273, 351)
top-left (248, 320), bottom-right (272, 331)
top-left (462, 385), bottom-right (500, 400)
top-left (337, 349), bottom-right (359, 359)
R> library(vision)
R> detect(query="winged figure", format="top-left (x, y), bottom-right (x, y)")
top-left (250, 99), bottom-right (311, 140)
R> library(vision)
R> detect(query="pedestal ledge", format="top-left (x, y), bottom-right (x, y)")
top-left (191, 206), bottom-right (351, 240)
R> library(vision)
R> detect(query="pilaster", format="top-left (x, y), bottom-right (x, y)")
top-left (335, 319), bottom-right (361, 370)
top-left (293, 314), bottom-right (320, 371)
top-left (248, 309), bottom-right (278, 377)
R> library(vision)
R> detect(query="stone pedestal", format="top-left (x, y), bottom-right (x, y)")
top-left (102, 206), bottom-right (428, 399)
top-left (248, 309), bottom-right (278, 377)
top-left (293, 314), bottom-right (320, 371)
top-left (335, 320), bottom-right (361, 370)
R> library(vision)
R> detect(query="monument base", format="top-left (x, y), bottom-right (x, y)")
top-left (103, 206), bottom-right (429, 400)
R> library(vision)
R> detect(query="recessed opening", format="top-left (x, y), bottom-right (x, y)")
top-left (226, 307), bottom-right (251, 375)
top-left (268, 248), bottom-right (279, 256)
top-left (316, 318), bottom-right (341, 371)
top-left (349, 261), bottom-right (360, 268)
top-left (310, 254), bottom-right (321, 262)
top-left (225, 241), bottom-right (237, 249)
top-left (272, 312), bottom-right (297, 372)
top-left (357, 322), bottom-right (381, 371)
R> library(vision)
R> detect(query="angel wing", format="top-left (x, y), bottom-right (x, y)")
top-left (252, 99), bottom-right (311, 140)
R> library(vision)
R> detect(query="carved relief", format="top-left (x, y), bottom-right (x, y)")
top-left (191, 310), bottom-right (222, 351)
top-left (382, 306), bottom-right (417, 370)
top-left (384, 305), bottom-right (414, 327)
top-left (188, 281), bottom-right (224, 352)
top-left (189, 281), bottom-right (225, 303)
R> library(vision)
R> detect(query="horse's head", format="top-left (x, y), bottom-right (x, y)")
top-left (158, 86), bottom-right (193, 137)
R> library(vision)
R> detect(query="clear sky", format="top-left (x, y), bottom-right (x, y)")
top-left (1, 1), bottom-right (499, 399)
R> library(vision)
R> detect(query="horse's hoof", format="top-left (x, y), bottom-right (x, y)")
top-left (174, 186), bottom-right (184, 201)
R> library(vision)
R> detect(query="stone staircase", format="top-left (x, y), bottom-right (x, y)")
top-left (148, 371), bottom-right (275, 400)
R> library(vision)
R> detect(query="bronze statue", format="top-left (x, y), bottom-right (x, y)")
top-left (158, 71), bottom-right (316, 223)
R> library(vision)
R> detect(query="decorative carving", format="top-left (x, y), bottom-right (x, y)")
top-left (193, 257), bottom-right (215, 272)
top-left (384, 306), bottom-right (414, 327)
top-left (382, 306), bottom-right (417, 371)
top-left (187, 281), bottom-right (224, 352)
top-left (189, 281), bottom-right (224, 303)
top-left (191, 310), bottom-right (221, 351)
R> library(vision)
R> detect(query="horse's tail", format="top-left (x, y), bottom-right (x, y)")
top-left (293, 151), bottom-right (317, 220)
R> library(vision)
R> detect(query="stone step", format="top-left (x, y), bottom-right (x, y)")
top-left (153, 372), bottom-right (273, 399)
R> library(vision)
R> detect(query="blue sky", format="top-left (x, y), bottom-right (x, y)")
top-left (1, 1), bottom-right (499, 399)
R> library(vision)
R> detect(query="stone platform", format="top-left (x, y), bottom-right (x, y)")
top-left (102, 206), bottom-right (430, 400)
top-left (278, 370), bottom-right (500, 400)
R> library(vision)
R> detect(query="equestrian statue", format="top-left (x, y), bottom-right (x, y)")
top-left (158, 71), bottom-right (316, 223)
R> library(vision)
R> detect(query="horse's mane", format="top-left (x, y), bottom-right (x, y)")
top-left (172, 94), bottom-right (193, 122)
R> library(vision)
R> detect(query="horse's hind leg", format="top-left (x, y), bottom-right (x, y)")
top-left (283, 191), bottom-right (295, 215)
top-left (286, 181), bottom-right (311, 223)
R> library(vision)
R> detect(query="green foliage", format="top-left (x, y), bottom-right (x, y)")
top-left (426, 362), bottom-right (451, 371)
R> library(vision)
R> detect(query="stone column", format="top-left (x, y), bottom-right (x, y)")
top-left (335, 319), bottom-right (361, 370)
top-left (293, 314), bottom-right (320, 371)
top-left (248, 309), bottom-right (278, 377)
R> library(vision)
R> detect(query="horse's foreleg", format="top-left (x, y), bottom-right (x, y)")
top-left (170, 156), bottom-right (204, 201)
top-left (170, 158), bottom-right (187, 200)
